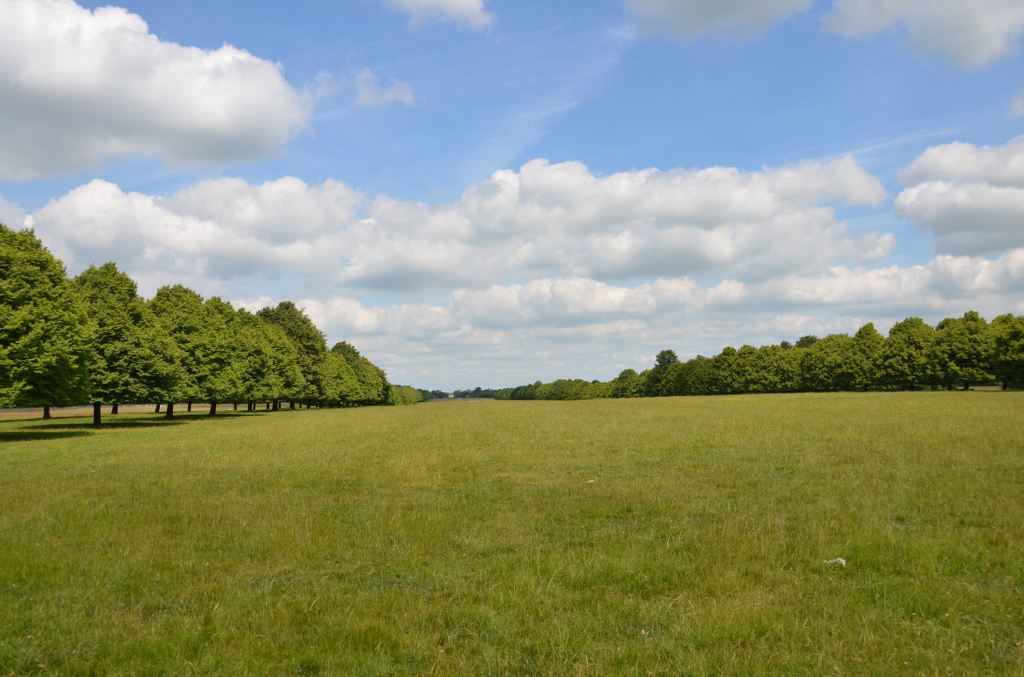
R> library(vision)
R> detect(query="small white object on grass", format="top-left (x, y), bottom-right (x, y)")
top-left (823, 557), bottom-right (847, 567)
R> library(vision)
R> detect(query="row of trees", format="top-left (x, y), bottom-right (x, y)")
top-left (496, 313), bottom-right (1024, 401)
top-left (0, 224), bottom-right (430, 425)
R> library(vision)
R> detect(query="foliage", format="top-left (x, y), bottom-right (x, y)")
top-left (0, 225), bottom-right (405, 415)
top-left (0, 225), bottom-right (91, 407)
top-left (499, 315), bottom-right (1021, 400)
top-left (75, 263), bottom-right (180, 407)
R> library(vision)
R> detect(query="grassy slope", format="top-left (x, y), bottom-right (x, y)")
top-left (1, 393), bottom-right (1022, 675)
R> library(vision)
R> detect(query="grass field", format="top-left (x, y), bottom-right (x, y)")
top-left (1, 394), bottom-right (1022, 674)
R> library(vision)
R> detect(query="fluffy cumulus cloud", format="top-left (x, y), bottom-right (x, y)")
top-left (333, 156), bottom-right (889, 289)
top-left (823, 0), bottom-right (1024, 69)
top-left (28, 177), bottom-right (360, 295)
top-left (354, 69), bottom-right (416, 108)
top-left (626, 0), bottom-right (813, 39)
top-left (25, 147), bottom-right (1024, 389)
top-left (627, 0), bottom-right (1024, 69)
top-left (0, 195), bottom-right (27, 229)
top-left (27, 154), bottom-right (889, 294)
top-left (897, 137), bottom-right (1024, 255)
top-left (286, 242), bottom-right (1024, 387)
top-left (0, 0), bottom-right (308, 179)
top-left (382, 0), bottom-right (494, 30)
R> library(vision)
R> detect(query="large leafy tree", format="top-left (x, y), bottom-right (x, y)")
top-left (0, 224), bottom-right (91, 412)
top-left (322, 349), bottom-right (360, 406)
top-left (258, 302), bottom-right (327, 404)
top-left (644, 349), bottom-right (679, 396)
top-left (851, 322), bottom-right (885, 390)
top-left (611, 368), bottom-right (644, 398)
top-left (801, 334), bottom-right (861, 391)
top-left (74, 263), bottom-right (179, 425)
top-left (930, 311), bottom-right (994, 389)
top-left (990, 314), bottom-right (1024, 389)
top-left (880, 317), bottom-right (934, 390)
top-left (149, 285), bottom-right (235, 415)
top-left (332, 341), bottom-right (389, 405)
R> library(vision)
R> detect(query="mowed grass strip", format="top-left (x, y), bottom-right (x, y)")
top-left (1, 393), bottom-right (1022, 674)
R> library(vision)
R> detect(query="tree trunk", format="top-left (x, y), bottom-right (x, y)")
top-left (187, 402), bottom-right (192, 412)
top-left (92, 403), bottom-right (102, 428)
top-left (210, 401), bottom-right (218, 416)
top-left (111, 403), bottom-right (119, 415)
top-left (1004, 381), bottom-right (1009, 391)
top-left (265, 402), bottom-right (270, 411)
top-left (290, 401), bottom-right (295, 410)
top-left (155, 403), bottom-right (162, 413)
top-left (165, 403), bottom-right (175, 419)
top-left (43, 405), bottom-right (51, 420)
top-left (233, 402), bottom-right (238, 411)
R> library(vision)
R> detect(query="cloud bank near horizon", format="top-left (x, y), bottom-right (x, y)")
top-left (12, 136), bottom-right (1024, 388)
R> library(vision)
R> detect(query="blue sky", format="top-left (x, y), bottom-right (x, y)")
top-left (1, 0), bottom-right (1023, 389)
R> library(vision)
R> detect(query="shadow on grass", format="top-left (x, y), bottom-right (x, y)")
top-left (0, 430), bottom-right (92, 443)
top-left (22, 410), bottom-right (275, 431)
top-left (30, 418), bottom-right (189, 431)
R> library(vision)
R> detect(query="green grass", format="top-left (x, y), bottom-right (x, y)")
top-left (1, 393), bottom-right (1023, 674)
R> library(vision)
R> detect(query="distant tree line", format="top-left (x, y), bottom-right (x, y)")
top-left (453, 387), bottom-right (500, 399)
top-left (496, 314), bottom-right (1024, 401)
top-left (0, 224), bottom-right (431, 425)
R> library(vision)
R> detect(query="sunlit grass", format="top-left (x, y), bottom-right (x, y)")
top-left (1, 393), bottom-right (1022, 674)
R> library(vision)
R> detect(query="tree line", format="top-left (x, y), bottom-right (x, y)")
top-left (0, 224), bottom-right (431, 425)
top-left (496, 313), bottom-right (1024, 401)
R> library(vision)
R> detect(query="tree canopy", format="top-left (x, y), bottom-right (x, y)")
top-left (496, 313), bottom-right (1022, 401)
top-left (0, 224), bottom-right (425, 419)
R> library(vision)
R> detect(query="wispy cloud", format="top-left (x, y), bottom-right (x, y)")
top-left (355, 69), bottom-right (416, 108)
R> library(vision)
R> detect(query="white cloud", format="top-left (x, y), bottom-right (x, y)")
top-left (823, 0), bottom-right (1024, 69)
top-left (382, 0), bottom-right (494, 30)
top-left (626, 0), bottom-right (813, 39)
top-left (626, 0), bottom-right (1024, 69)
top-left (0, 195), bottom-right (28, 229)
top-left (300, 254), bottom-right (1024, 341)
top-left (24, 155), bottom-right (963, 389)
top-left (354, 69), bottom-right (416, 108)
top-left (0, 0), bottom-right (308, 179)
top-left (901, 137), bottom-right (1024, 187)
top-left (28, 177), bottom-right (359, 296)
top-left (334, 156), bottom-right (887, 288)
top-left (897, 137), bottom-right (1024, 255)
top-left (26, 156), bottom-right (891, 299)
top-left (272, 244), bottom-right (1024, 388)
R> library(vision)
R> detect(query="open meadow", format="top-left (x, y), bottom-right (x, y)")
top-left (1, 393), bottom-right (1023, 674)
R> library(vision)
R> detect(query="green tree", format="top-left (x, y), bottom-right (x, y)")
top-left (990, 314), bottom-right (1024, 389)
top-left (149, 285), bottom-right (234, 416)
top-left (795, 335), bottom-right (819, 348)
top-left (322, 348), bottom-right (360, 406)
top-left (801, 334), bottom-right (860, 391)
top-left (0, 225), bottom-right (91, 413)
top-left (74, 263), bottom-right (179, 426)
top-left (331, 341), bottom-right (389, 405)
top-left (852, 322), bottom-right (885, 390)
top-left (202, 298), bottom-right (247, 415)
top-left (930, 311), bottom-right (994, 390)
top-left (645, 349), bottom-right (679, 396)
top-left (880, 317), bottom-right (934, 390)
top-left (611, 368), bottom-right (644, 398)
top-left (258, 302), bottom-right (327, 404)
